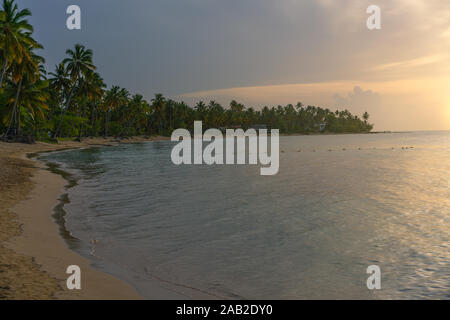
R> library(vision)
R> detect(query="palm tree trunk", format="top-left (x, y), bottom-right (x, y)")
top-left (105, 110), bottom-right (110, 137)
top-left (125, 117), bottom-right (134, 137)
top-left (147, 117), bottom-right (152, 135)
top-left (89, 104), bottom-right (96, 136)
top-left (3, 79), bottom-right (20, 139)
top-left (78, 106), bottom-right (86, 141)
top-left (14, 78), bottom-right (23, 137)
top-left (3, 99), bottom-right (16, 138)
top-left (53, 84), bottom-right (75, 138)
top-left (0, 58), bottom-right (8, 88)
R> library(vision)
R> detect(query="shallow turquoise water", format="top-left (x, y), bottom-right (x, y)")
top-left (40, 132), bottom-right (450, 299)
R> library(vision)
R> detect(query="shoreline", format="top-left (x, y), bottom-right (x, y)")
top-left (0, 136), bottom-right (167, 300)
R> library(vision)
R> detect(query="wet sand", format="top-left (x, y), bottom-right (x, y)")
top-left (0, 137), bottom-right (167, 300)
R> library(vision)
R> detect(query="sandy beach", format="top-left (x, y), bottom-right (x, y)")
top-left (0, 137), bottom-right (167, 300)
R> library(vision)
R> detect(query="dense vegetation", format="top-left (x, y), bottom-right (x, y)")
top-left (0, 0), bottom-right (373, 142)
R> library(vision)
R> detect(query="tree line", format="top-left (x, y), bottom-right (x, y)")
top-left (0, 0), bottom-right (373, 142)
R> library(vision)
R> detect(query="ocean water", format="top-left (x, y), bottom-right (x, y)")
top-left (40, 132), bottom-right (450, 299)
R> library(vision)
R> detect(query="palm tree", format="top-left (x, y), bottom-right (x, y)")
top-left (3, 43), bottom-right (42, 137)
top-left (117, 88), bottom-right (130, 135)
top-left (103, 85), bottom-right (121, 137)
top-left (14, 78), bottom-right (48, 136)
top-left (0, 0), bottom-right (38, 88)
top-left (229, 100), bottom-right (245, 125)
top-left (151, 93), bottom-right (166, 135)
top-left (123, 94), bottom-right (148, 136)
top-left (86, 72), bottom-right (105, 137)
top-left (49, 63), bottom-right (70, 112)
top-left (77, 70), bottom-right (105, 140)
top-left (363, 111), bottom-right (369, 123)
top-left (53, 44), bottom-right (95, 138)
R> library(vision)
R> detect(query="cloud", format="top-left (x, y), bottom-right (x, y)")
top-left (176, 81), bottom-right (353, 108)
top-left (333, 86), bottom-right (381, 113)
top-left (23, 0), bottom-right (450, 130)
top-left (332, 81), bottom-right (450, 131)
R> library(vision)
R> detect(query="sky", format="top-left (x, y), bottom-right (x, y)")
top-left (21, 0), bottom-right (450, 131)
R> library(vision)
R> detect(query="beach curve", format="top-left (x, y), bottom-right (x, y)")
top-left (0, 137), bottom-right (167, 299)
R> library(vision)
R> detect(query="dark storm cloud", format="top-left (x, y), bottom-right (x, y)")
top-left (20, 0), bottom-right (347, 97)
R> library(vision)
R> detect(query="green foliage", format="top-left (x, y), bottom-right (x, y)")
top-left (0, 0), bottom-right (374, 141)
top-left (51, 114), bottom-right (86, 137)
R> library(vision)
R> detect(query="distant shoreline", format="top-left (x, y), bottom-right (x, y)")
top-left (278, 130), bottom-right (441, 136)
top-left (279, 131), bottom-right (391, 136)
